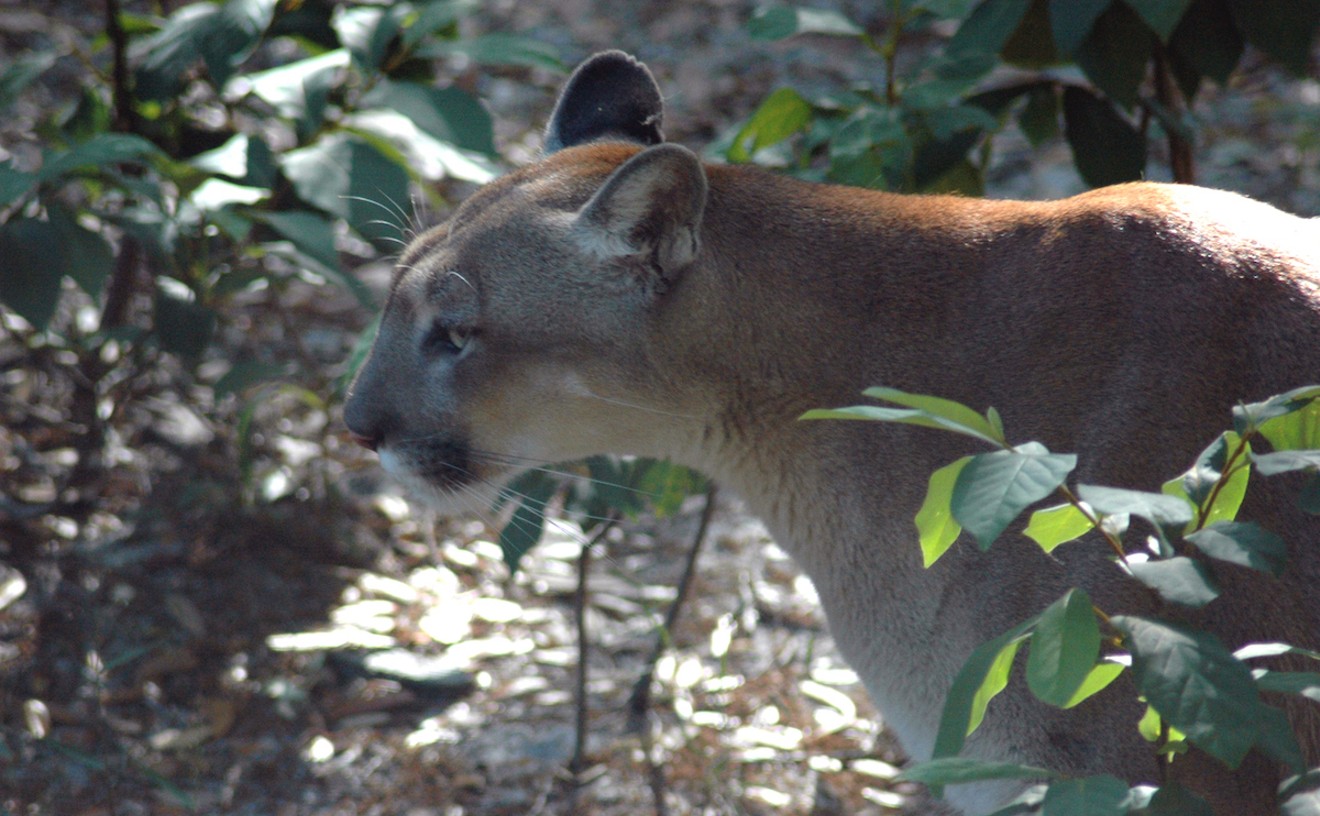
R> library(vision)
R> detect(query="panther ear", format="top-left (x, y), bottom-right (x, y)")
top-left (573, 143), bottom-right (706, 284)
top-left (544, 51), bottom-right (664, 153)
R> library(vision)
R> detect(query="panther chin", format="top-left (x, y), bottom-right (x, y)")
top-left (376, 444), bottom-right (510, 517)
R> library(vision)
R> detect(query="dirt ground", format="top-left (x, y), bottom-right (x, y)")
top-left (1, 2), bottom-right (1317, 816)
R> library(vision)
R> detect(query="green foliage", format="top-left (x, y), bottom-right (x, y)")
top-left (805, 385), bottom-right (1320, 808)
top-left (728, 1), bottom-right (1320, 191)
top-left (0, 0), bottom-right (527, 346)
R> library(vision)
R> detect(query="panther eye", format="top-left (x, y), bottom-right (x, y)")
top-left (422, 321), bottom-right (472, 355)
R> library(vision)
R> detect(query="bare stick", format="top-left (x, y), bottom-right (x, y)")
top-left (567, 515), bottom-right (619, 811)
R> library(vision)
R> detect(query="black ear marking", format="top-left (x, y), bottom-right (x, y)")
top-left (544, 51), bottom-right (665, 153)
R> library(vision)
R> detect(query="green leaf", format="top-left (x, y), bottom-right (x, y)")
top-left (897, 757), bottom-right (1057, 786)
top-left (153, 279), bottom-right (215, 359)
top-left (863, 387), bottom-right (1005, 444)
top-left (1048, 0), bottom-right (1111, 55)
top-left (946, 0), bottom-right (1033, 58)
top-left (1062, 660), bottom-right (1125, 708)
top-left (916, 456), bottom-right (972, 567)
top-left (343, 109), bottom-right (497, 184)
top-left (1232, 387), bottom-right (1320, 435)
top-left (0, 163), bottom-right (34, 208)
top-left (135, 0), bottom-right (278, 99)
top-left (1073, 3), bottom-right (1154, 109)
top-left (0, 51), bottom-right (57, 114)
top-left (496, 471), bottom-right (559, 573)
top-left (1252, 449), bottom-right (1320, 477)
top-left (1112, 615), bottom-right (1264, 768)
top-left (1300, 474), bottom-right (1320, 515)
top-left (1127, 556), bottom-right (1220, 607)
top-left (1027, 589), bottom-right (1101, 707)
top-left (1024, 502), bottom-right (1095, 552)
top-left (1144, 782), bottom-right (1214, 816)
top-left (1260, 397), bottom-right (1320, 452)
top-left (0, 218), bottom-right (64, 329)
top-left (1225, 0), bottom-right (1320, 76)
top-left (748, 5), bottom-right (865, 39)
top-left (1255, 671), bottom-right (1320, 704)
top-left (1001, 0), bottom-right (1061, 67)
top-left (213, 360), bottom-right (293, 399)
top-left (238, 49), bottom-right (349, 123)
top-left (1235, 642), bottom-right (1320, 662)
top-left (1017, 83), bottom-right (1059, 146)
top-left (951, 443), bottom-right (1077, 548)
top-left (38, 134), bottom-right (162, 183)
top-left (1164, 431), bottom-right (1250, 526)
top-left (1076, 484), bottom-right (1192, 527)
top-left (1255, 703), bottom-right (1306, 773)
top-left (189, 133), bottom-right (276, 188)
top-left (1127, 0), bottom-right (1194, 40)
top-left (419, 33), bottom-right (562, 71)
top-left (728, 87), bottom-right (814, 162)
top-left (1185, 521), bottom-right (1287, 576)
top-left (361, 80), bottom-right (496, 156)
top-left (1167, 0), bottom-right (1243, 94)
top-left (1038, 774), bottom-right (1130, 816)
top-left (279, 133), bottom-right (413, 251)
top-left (47, 203), bottom-right (113, 300)
top-left (933, 616), bottom-right (1039, 758)
top-left (1062, 86), bottom-right (1145, 186)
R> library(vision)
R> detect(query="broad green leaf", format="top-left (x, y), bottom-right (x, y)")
top-left (1112, 615), bottom-right (1263, 768)
top-left (38, 134), bottom-right (162, 183)
top-left (135, 0), bottom-right (277, 99)
top-left (1027, 589), bottom-right (1101, 707)
top-left (238, 49), bottom-right (349, 122)
top-left (344, 109), bottom-right (497, 184)
top-left (1073, 3), bottom-right (1153, 110)
top-left (361, 80), bottom-right (496, 156)
top-left (1137, 703), bottom-right (1163, 742)
top-left (1038, 774), bottom-right (1129, 816)
top-left (1127, 557), bottom-right (1219, 607)
top-left (0, 51), bottom-right (57, 113)
top-left (934, 615), bottom-right (1039, 758)
top-left (863, 387), bottom-right (1004, 444)
top-left (1144, 782), bottom-right (1214, 816)
top-left (1061, 660), bottom-right (1125, 708)
top-left (946, 0), bottom-right (1032, 59)
top-left (1128, 0), bottom-right (1194, 40)
top-left (0, 218), bottom-right (63, 329)
top-left (635, 461), bottom-right (707, 518)
top-left (951, 443), bottom-right (1077, 548)
top-left (188, 178), bottom-right (267, 212)
top-left (729, 87), bottom-right (813, 162)
top-left (154, 279), bottom-right (215, 359)
top-left (1254, 671), bottom-right (1320, 704)
top-left (897, 757), bottom-right (1057, 786)
top-left (1255, 703), bottom-right (1306, 773)
top-left (1076, 484), bottom-right (1192, 527)
top-left (1185, 521), bottom-right (1286, 576)
top-left (47, 204), bottom-right (113, 300)
top-left (1232, 387), bottom-right (1320, 435)
top-left (916, 456), bottom-right (971, 567)
top-left (280, 133), bottom-right (413, 250)
top-left (1024, 502), bottom-right (1095, 552)
top-left (1017, 84), bottom-right (1059, 146)
top-left (1163, 431), bottom-right (1251, 526)
top-left (1048, 0), bottom-right (1111, 55)
top-left (189, 133), bottom-right (276, 188)
top-left (213, 360), bottom-right (293, 399)
top-left (0, 163), bottom-right (33, 208)
top-left (800, 404), bottom-right (999, 445)
top-left (1167, 0), bottom-right (1243, 93)
top-left (253, 210), bottom-right (338, 271)
top-left (1252, 450), bottom-right (1320, 477)
top-left (1225, 0), bottom-right (1320, 76)
top-left (496, 470), bottom-right (558, 573)
top-left (747, 5), bottom-right (864, 39)
top-left (1260, 398), bottom-right (1320, 452)
top-left (1301, 474), bottom-right (1320, 515)
top-left (1062, 86), bottom-right (1145, 187)
top-left (1234, 642), bottom-right (1320, 662)
top-left (419, 33), bottom-right (562, 71)
top-left (1000, 0), bottom-right (1060, 67)
top-left (258, 240), bottom-right (375, 310)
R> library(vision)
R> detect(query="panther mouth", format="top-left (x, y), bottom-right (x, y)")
top-left (382, 436), bottom-right (476, 491)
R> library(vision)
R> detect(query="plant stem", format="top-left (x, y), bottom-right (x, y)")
top-left (568, 514), bottom-right (620, 811)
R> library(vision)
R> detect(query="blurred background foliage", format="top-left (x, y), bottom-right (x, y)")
top-left (0, 1), bottom-right (1316, 814)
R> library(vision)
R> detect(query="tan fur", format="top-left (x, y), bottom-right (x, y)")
top-left (346, 69), bottom-right (1320, 812)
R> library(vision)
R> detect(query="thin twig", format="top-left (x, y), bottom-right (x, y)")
top-left (567, 514), bottom-right (621, 812)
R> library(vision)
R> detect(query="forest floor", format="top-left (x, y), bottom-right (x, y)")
top-left (1, 2), bottom-right (1318, 816)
